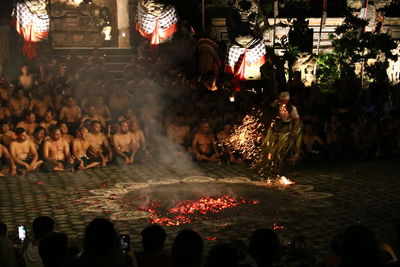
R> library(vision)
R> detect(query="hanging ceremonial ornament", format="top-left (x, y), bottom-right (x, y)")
top-left (225, 0), bottom-right (268, 91)
top-left (12, 0), bottom-right (50, 59)
top-left (225, 35), bottom-right (266, 91)
top-left (135, 0), bottom-right (179, 51)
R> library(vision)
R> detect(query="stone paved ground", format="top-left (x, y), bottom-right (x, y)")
top-left (1, 158), bottom-right (400, 262)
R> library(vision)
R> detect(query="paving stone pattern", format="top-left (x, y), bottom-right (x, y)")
top-left (0, 159), bottom-right (399, 261)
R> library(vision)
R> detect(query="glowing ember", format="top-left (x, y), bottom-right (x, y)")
top-left (272, 223), bottom-right (284, 230)
top-left (260, 176), bottom-right (295, 188)
top-left (144, 195), bottom-right (260, 226)
top-left (278, 176), bottom-right (294, 185)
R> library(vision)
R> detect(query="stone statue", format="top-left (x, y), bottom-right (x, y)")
top-left (226, 0), bottom-right (268, 42)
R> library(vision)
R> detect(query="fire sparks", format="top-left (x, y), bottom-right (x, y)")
top-left (144, 195), bottom-right (260, 226)
top-left (229, 109), bottom-right (265, 167)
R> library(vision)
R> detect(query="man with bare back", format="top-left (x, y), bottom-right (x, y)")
top-left (72, 127), bottom-right (101, 170)
top-left (9, 128), bottom-right (42, 175)
top-left (87, 120), bottom-right (113, 167)
top-left (42, 126), bottom-right (75, 172)
top-left (113, 120), bottom-right (136, 165)
top-left (191, 120), bottom-right (220, 162)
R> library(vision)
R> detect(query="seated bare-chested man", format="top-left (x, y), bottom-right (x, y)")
top-left (72, 127), bottom-right (101, 170)
top-left (58, 122), bottom-right (74, 146)
top-left (0, 83), bottom-right (12, 104)
top-left (59, 96), bottom-right (81, 134)
top-left (191, 121), bottom-right (220, 162)
top-left (113, 120), bottom-right (136, 165)
top-left (29, 89), bottom-right (53, 119)
top-left (40, 110), bottom-right (58, 133)
top-left (9, 127), bottom-right (42, 175)
top-left (0, 104), bottom-right (11, 121)
top-left (42, 126), bottom-right (76, 172)
top-left (0, 121), bottom-right (16, 147)
top-left (93, 96), bottom-right (111, 121)
top-left (109, 89), bottom-right (130, 116)
top-left (166, 113), bottom-right (190, 149)
top-left (130, 120), bottom-right (149, 162)
top-left (18, 65), bottom-right (34, 91)
top-left (16, 111), bottom-right (38, 136)
top-left (9, 88), bottom-right (29, 121)
top-left (87, 120), bottom-right (113, 167)
top-left (81, 105), bottom-right (106, 128)
top-left (217, 120), bottom-right (242, 164)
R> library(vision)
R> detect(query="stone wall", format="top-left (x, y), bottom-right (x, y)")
top-left (50, 0), bottom-right (118, 47)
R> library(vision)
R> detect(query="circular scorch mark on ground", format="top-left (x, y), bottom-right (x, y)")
top-left (74, 176), bottom-right (333, 225)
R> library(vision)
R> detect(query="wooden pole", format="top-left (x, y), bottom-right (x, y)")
top-left (314, 0), bottom-right (327, 75)
top-left (202, 0), bottom-right (205, 32)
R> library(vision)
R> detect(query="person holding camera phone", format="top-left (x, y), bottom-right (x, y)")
top-left (23, 216), bottom-right (54, 267)
top-left (68, 218), bottom-right (137, 267)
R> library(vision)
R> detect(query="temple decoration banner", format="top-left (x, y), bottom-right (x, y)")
top-left (12, 0), bottom-right (50, 59)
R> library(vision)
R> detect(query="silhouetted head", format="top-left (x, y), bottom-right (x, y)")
top-left (249, 228), bottom-right (281, 266)
top-left (39, 232), bottom-right (68, 267)
top-left (285, 236), bottom-right (315, 266)
top-left (341, 224), bottom-right (380, 267)
top-left (83, 218), bottom-right (120, 256)
top-left (33, 216), bottom-right (55, 240)
top-left (207, 243), bottom-right (239, 267)
top-left (172, 229), bottom-right (203, 267)
top-left (141, 224), bottom-right (166, 252)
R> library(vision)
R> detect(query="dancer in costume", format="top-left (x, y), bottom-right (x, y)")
top-left (258, 92), bottom-right (302, 173)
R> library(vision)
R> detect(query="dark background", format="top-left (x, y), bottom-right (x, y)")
top-left (0, 0), bottom-right (14, 20)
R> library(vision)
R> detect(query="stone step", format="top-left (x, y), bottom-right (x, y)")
top-left (53, 47), bottom-right (134, 56)
top-left (57, 55), bottom-right (133, 64)
top-left (53, 48), bottom-right (133, 80)
top-left (104, 62), bottom-right (127, 71)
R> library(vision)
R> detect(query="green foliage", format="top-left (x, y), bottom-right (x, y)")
top-left (316, 54), bottom-right (340, 93)
top-left (316, 10), bottom-right (397, 91)
top-left (260, 1), bottom-right (274, 17)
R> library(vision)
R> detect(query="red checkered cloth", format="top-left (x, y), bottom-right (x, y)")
top-left (225, 38), bottom-right (266, 90)
top-left (12, 1), bottom-right (49, 59)
top-left (136, 3), bottom-right (179, 47)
